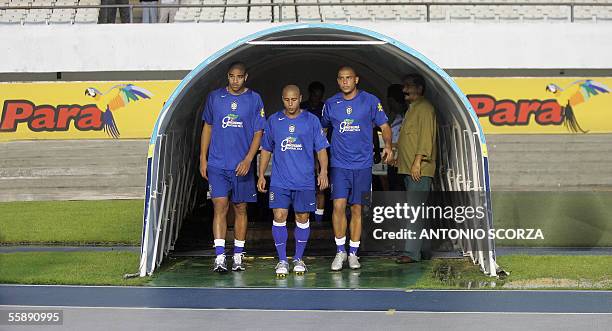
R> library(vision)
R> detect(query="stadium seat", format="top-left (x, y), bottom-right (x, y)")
top-left (295, 0), bottom-right (318, 22)
top-left (273, 0), bottom-right (296, 22)
top-left (397, 6), bottom-right (426, 22)
top-left (249, 0), bottom-right (272, 22)
top-left (223, 0), bottom-right (247, 23)
top-left (429, 5), bottom-right (448, 21)
top-left (449, 5), bottom-right (473, 22)
top-left (24, 8), bottom-right (51, 24)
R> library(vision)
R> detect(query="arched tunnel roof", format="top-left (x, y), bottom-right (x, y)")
top-left (149, 23), bottom-right (486, 146)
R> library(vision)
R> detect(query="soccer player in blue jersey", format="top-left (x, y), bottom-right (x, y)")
top-left (258, 85), bottom-right (330, 277)
top-left (322, 66), bottom-right (393, 271)
top-left (199, 61), bottom-right (266, 272)
top-left (300, 81), bottom-right (328, 223)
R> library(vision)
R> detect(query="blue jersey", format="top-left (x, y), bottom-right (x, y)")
top-left (261, 110), bottom-right (329, 190)
top-left (202, 87), bottom-right (266, 170)
top-left (321, 90), bottom-right (388, 169)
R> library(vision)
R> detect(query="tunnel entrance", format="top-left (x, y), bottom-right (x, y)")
top-left (139, 24), bottom-right (498, 278)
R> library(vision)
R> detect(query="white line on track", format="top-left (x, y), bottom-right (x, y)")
top-left (1, 305), bottom-right (611, 315)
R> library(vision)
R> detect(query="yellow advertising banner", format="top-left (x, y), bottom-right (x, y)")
top-left (456, 77), bottom-right (612, 134)
top-left (0, 80), bottom-right (180, 141)
top-left (1, 77), bottom-right (611, 141)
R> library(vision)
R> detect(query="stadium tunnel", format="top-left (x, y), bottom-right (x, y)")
top-left (139, 23), bottom-right (500, 277)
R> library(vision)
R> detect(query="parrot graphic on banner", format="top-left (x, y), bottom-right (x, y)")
top-left (84, 84), bottom-right (153, 138)
top-left (546, 79), bottom-right (609, 133)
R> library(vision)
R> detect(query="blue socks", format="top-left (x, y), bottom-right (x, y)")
top-left (273, 220), bottom-right (311, 262)
top-left (294, 221), bottom-right (310, 261)
top-left (214, 239), bottom-right (225, 256)
top-left (234, 239), bottom-right (245, 255)
top-left (349, 240), bottom-right (360, 256)
top-left (314, 209), bottom-right (324, 222)
top-left (214, 239), bottom-right (246, 256)
top-left (272, 221), bottom-right (288, 262)
top-left (335, 236), bottom-right (346, 253)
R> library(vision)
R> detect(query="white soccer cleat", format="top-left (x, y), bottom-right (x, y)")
top-left (348, 254), bottom-right (361, 269)
top-left (293, 259), bottom-right (308, 275)
top-left (232, 253), bottom-right (245, 271)
top-left (331, 251), bottom-right (347, 271)
top-left (275, 260), bottom-right (289, 277)
top-left (213, 254), bottom-right (227, 272)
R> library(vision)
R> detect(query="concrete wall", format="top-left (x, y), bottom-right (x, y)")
top-left (1, 23), bottom-right (611, 74)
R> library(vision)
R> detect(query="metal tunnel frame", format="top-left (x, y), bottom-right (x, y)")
top-left (139, 23), bottom-right (500, 277)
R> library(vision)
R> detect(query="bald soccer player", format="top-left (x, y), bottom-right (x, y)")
top-left (200, 61), bottom-right (266, 273)
top-left (322, 66), bottom-right (393, 271)
top-left (258, 85), bottom-right (330, 277)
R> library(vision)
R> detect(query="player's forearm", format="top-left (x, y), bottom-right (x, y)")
top-left (258, 150), bottom-right (271, 178)
top-left (380, 124), bottom-right (393, 149)
top-left (200, 124), bottom-right (212, 161)
top-left (245, 130), bottom-right (263, 162)
top-left (317, 149), bottom-right (329, 175)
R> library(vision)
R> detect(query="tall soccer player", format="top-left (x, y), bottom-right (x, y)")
top-left (258, 85), bottom-right (329, 277)
top-left (200, 61), bottom-right (266, 272)
top-left (322, 66), bottom-right (393, 271)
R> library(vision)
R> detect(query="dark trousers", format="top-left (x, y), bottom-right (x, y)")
top-left (403, 176), bottom-right (432, 260)
top-left (98, 0), bottom-right (131, 23)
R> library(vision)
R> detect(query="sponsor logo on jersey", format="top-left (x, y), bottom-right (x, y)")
top-left (377, 103), bottom-right (383, 112)
top-left (280, 136), bottom-right (303, 152)
top-left (221, 113), bottom-right (243, 128)
top-left (260, 108), bottom-right (265, 118)
top-left (270, 191), bottom-right (275, 201)
top-left (339, 118), bottom-right (360, 133)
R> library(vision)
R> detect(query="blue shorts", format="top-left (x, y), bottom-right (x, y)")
top-left (330, 167), bottom-right (372, 205)
top-left (269, 186), bottom-right (316, 213)
top-left (207, 165), bottom-right (257, 203)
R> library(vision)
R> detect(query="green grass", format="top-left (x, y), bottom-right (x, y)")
top-left (0, 200), bottom-right (143, 245)
top-left (415, 255), bottom-right (612, 290)
top-left (0, 251), bottom-right (147, 286)
top-left (492, 192), bottom-right (612, 247)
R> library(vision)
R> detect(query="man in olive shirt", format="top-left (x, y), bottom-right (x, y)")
top-left (395, 73), bottom-right (437, 263)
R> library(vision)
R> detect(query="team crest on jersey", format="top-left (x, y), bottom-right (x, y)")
top-left (289, 124), bottom-right (295, 133)
top-left (346, 106), bottom-right (352, 115)
top-left (231, 101), bottom-right (238, 111)
top-left (377, 103), bottom-right (383, 112)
